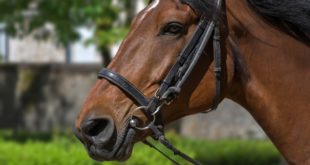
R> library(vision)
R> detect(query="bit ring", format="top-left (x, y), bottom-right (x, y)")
top-left (129, 106), bottom-right (156, 131)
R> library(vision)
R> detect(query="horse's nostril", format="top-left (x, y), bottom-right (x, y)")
top-left (86, 119), bottom-right (109, 136)
top-left (81, 116), bottom-right (115, 145)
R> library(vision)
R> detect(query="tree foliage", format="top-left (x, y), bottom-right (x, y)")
top-left (0, 0), bottom-right (126, 47)
top-left (0, 0), bottom-right (145, 65)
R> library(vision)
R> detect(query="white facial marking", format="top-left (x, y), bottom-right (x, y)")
top-left (138, 0), bottom-right (160, 23)
top-left (147, 0), bottom-right (160, 12)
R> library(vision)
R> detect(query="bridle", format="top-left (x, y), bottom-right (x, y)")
top-left (97, 0), bottom-right (223, 164)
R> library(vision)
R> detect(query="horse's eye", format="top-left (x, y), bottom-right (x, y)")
top-left (161, 22), bottom-right (184, 36)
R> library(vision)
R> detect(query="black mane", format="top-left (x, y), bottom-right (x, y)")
top-left (181, 0), bottom-right (310, 45)
top-left (247, 0), bottom-right (310, 45)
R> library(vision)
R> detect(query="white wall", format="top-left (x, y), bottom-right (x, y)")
top-left (9, 36), bottom-right (66, 63)
top-left (7, 27), bottom-right (101, 63)
top-left (0, 24), bottom-right (6, 59)
top-left (70, 27), bottom-right (101, 63)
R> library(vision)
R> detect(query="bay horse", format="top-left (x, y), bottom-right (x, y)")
top-left (74, 0), bottom-right (310, 164)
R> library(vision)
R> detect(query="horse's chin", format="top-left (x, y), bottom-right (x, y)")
top-left (87, 127), bottom-right (137, 162)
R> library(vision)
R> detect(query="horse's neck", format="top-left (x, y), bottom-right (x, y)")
top-left (225, 0), bottom-right (310, 164)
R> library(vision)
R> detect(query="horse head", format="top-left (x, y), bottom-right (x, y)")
top-left (74, 0), bottom-right (232, 162)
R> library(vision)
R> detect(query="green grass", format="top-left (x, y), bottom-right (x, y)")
top-left (0, 131), bottom-right (282, 165)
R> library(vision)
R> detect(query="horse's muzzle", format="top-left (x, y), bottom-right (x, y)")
top-left (74, 115), bottom-right (136, 161)
top-left (74, 116), bottom-right (118, 159)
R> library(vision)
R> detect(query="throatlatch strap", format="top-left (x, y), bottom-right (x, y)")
top-left (212, 26), bottom-right (222, 110)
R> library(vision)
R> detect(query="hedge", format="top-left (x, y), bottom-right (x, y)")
top-left (0, 131), bottom-right (283, 165)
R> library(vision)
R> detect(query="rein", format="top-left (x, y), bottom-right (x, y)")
top-left (97, 0), bottom-right (223, 164)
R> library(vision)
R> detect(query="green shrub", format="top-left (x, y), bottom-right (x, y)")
top-left (0, 131), bottom-right (282, 165)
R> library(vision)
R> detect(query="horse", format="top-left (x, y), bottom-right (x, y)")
top-left (74, 0), bottom-right (310, 164)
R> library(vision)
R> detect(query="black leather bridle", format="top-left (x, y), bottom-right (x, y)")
top-left (97, 0), bottom-right (223, 164)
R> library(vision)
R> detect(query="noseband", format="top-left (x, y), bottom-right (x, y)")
top-left (97, 0), bottom-right (223, 164)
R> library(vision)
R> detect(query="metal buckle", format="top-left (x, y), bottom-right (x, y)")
top-left (154, 88), bottom-right (161, 100)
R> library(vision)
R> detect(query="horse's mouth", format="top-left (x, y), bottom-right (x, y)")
top-left (86, 126), bottom-right (137, 161)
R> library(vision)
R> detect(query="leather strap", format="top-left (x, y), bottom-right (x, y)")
top-left (212, 26), bottom-right (222, 110)
top-left (98, 69), bottom-right (149, 106)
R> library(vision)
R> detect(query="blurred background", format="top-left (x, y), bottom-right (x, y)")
top-left (0, 0), bottom-right (285, 164)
